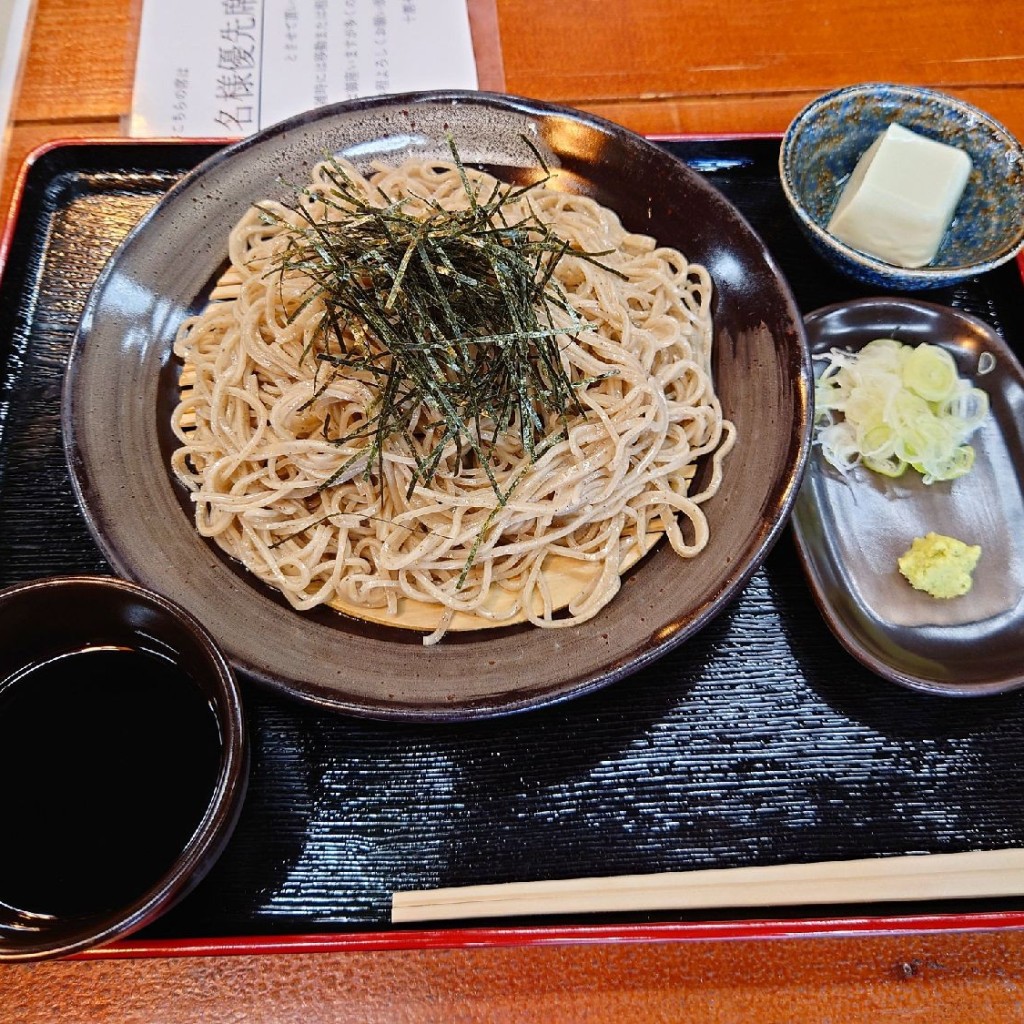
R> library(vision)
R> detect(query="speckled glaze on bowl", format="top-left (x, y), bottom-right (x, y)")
top-left (0, 576), bottom-right (247, 961)
top-left (779, 83), bottom-right (1024, 289)
top-left (64, 91), bottom-right (810, 720)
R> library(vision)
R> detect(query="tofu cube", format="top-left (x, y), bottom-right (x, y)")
top-left (826, 123), bottom-right (972, 268)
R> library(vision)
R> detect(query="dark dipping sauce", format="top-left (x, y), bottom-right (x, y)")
top-left (0, 646), bottom-right (222, 918)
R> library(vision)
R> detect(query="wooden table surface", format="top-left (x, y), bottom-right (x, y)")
top-left (3, 0), bottom-right (1024, 1018)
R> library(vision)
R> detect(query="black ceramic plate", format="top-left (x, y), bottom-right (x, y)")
top-left (63, 92), bottom-right (810, 720)
top-left (793, 297), bottom-right (1024, 696)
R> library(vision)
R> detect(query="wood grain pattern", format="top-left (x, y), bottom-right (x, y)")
top-left (16, 0), bottom-right (139, 121)
top-left (496, 0), bottom-right (1024, 106)
top-left (3, 0), bottom-right (1024, 1015)
top-left (4, 932), bottom-right (1024, 1022)
top-left (579, 85), bottom-right (1024, 139)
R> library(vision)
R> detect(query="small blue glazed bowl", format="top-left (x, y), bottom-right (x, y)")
top-left (779, 83), bottom-right (1024, 289)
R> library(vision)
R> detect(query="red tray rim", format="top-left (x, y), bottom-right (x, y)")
top-left (79, 911), bottom-right (1024, 960)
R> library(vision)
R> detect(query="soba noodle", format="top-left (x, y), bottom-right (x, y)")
top-left (170, 156), bottom-right (735, 644)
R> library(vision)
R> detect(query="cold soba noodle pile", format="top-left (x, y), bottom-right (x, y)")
top-left (171, 147), bottom-right (735, 644)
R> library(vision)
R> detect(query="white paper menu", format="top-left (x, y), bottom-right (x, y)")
top-left (129, 0), bottom-right (479, 139)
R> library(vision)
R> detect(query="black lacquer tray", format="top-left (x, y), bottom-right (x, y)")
top-left (3, 137), bottom-right (1024, 947)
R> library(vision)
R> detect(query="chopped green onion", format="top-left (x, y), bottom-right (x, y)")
top-left (814, 337), bottom-right (988, 485)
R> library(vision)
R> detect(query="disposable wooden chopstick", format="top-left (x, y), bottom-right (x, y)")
top-left (391, 848), bottom-right (1024, 922)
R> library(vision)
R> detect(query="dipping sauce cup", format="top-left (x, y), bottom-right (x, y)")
top-left (0, 575), bottom-right (247, 961)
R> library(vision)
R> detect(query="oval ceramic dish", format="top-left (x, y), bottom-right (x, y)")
top-left (64, 91), bottom-right (810, 720)
top-left (792, 297), bottom-right (1024, 697)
